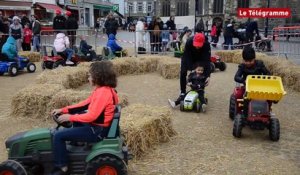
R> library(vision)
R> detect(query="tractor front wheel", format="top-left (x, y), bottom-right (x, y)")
top-left (0, 160), bottom-right (27, 175)
top-left (195, 103), bottom-right (201, 113)
top-left (180, 101), bottom-right (185, 111)
top-left (233, 115), bottom-right (243, 138)
top-left (27, 63), bottom-right (36, 73)
top-left (8, 64), bottom-right (18, 77)
top-left (85, 155), bottom-right (127, 175)
top-left (219, 62), bottom-right (227, 71)
top-left (210, 62), bottom-right (216, 73)
top-left (269, 118), bottom-right (280, 141)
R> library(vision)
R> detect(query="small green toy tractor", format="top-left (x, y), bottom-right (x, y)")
top-left (180, 90), bottom-right (207, 113)
top-left (0, 105), bottom-right (130, 175)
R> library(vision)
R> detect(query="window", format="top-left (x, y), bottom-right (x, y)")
top-left (161, 1), bottom-right (170, 16)
top-left (196, 0), bottom-right (203, 15)
top-left (128, 3), bottom-right (133, 12)
top-left (213, 0), bottom-right (223, 14)
top-left (137, 2), bottom-right (143, 12)
top-left (176, 1), bottom-right (189, 16)
top-left (147, 2), bottom-right (152, 12)
top-left (238, 0), bottom-right (250, 8)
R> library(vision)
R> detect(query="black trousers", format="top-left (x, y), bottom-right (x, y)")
top-left (22, 43), bottom-right (31, 51)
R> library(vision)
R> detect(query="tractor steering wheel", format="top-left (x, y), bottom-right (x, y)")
top-left (52, 113), bottom-right (73, 128)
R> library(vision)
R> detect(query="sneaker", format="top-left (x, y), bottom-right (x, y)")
top-left (50, 167), bottom-right (68, 175)
top-left (168, 99), bottom-right (176, 108)
top-left (201, 104), bottom-right (207, 113)
top-left (65, 60), bottom-right (74, 65)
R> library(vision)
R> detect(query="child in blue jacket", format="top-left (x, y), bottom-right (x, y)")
top-left (1, 36), bottom-right (18, 62)
top-left (107, 34), bottom-right (123, 56)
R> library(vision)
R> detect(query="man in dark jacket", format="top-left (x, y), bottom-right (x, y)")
top-left (31, 15), bottom-right (41, 52)
top-left (104, 14), bottom-right (119, 37)
top-left (65, 11), bottom-right (78, 49)
top-left (246, 20), bottom-right (259, 44)
top-left (168, 33), bottom-right (211, 107)
top-left (53, 10), bottom-right (66, 31)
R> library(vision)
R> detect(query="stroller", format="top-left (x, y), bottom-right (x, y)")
top-left (255, 34), bottom-right (272, 52)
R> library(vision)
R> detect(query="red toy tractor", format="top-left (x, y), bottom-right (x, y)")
top-left (229, 75), bottom-right (286, 141)
top-left (210, 55), bottom-right (226, 72)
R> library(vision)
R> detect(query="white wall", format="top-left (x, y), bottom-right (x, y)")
top-left (161, 16), bottom-right (195, 30)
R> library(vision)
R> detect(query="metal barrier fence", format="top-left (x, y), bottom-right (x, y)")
top-left (272, 26), bottom-right (300, 59)
top-left (134, 30), bottom-right (184, 56)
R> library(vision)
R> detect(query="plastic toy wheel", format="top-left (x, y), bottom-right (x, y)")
top-left (41, 61), bottom-right (46, 70)
top-left (0, 160), bottom-right (27, 175)
top-left (180, 101), bottom-right (184, 111)
top-left (196, 103), bottom-right (201, 113)
top-left (27, 63), bottom-right (36, 73)
top-left (210, 62), bottom-right (215, 73)
top-left (8, 64), bottom-right (18, 77)
top-left (269, 118), bottom-right (280, 141)
top-left (219, 62), bottom-right (226, 71)
top-left (85, 155), bottom-right (127, 175)
top-left (229, 94), bottom-right (236, 120)
top-left (233, 115), bottom-right (243, 138)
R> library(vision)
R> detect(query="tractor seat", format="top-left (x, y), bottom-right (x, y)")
top-left (67, 105), bottom-right (121, 152)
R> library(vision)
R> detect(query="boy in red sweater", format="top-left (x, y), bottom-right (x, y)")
top-left (50, 61), bottom-right (119, 175)
top-left (22, 23), bottom-right (32, 51)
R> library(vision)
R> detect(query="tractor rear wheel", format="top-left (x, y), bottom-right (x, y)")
top-left (229, 94), bottom-right (236, 120)
top-left (180, 101), bottom-right (184, 111)
top-left (196, 103), bottom-right (201, 113)
top-left (219, 62), bottom-right (227, 71)
top-left (233, 115), bottom-right (243, 138)
top-left (26, 63), bottom-right (36, 73)
top-left (210, 62), bottom-right (215, 73)
top-left (0, 160), bottom-right (27, 175)
top-left (269, 118), bottom-right (280, 141)
top-left (85, 155), bottom-right (127, 175)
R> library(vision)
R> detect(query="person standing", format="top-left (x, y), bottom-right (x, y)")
top-left (22, 23), bottom-right (32, 51)
top-left (168, 33), bottom-right (211, 107)
top-left (65, 11), bottom-right (78, 49)
top-left (148, 17), bottom-right (163, 53)
top-left (246, 20), bottom-right (259, 45)
top-left (9, 16), bottom-right (23, 51)
top-left (21, 14), bottom-right (30, 28)
top-left (53, 10), bottom-right (66, 32)
top-left (223, 22), bottom-right (235, 50)
top-left (104, 13), bottom-right (118, 37)
top-left (166, 16), bottom-right (176, 50)
top-left (210, 22), bottom-right (217, 47)
top-left (31, 15), bottom-right (41, 52)
top-left (135, 17), bottom-right (146, 53)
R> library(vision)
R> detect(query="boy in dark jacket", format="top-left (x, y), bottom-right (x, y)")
top-left (234, 46), bottom-right (270, 84)
top-left (53, 10), bottom-right (66, 31)
top-left (79, 35), bottom-right (97, 61)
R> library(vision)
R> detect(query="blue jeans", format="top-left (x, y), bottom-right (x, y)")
top-left (52, 123), bottom-right (104, 168)
top-left (224, 36), bottom-right (233, 50)
top-left (33, 35), bottom-right (40, 52)
top-left (65, 48), bottom-right (74, 61)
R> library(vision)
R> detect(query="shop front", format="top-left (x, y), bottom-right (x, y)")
top-left (0, 1), bottom-right (32, 18)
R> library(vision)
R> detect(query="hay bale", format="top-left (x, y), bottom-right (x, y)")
top-left (157, 57), bottom-right (180, 79)
top-left (118, 93), bottom-right (129, 107)
top-left (11, 84), bottom-right (64, 118)
top-left (214, 50), bottom-right (242, 63)
top-left (120, 104), bottom-right (177, 158)
top-left (36, 66), bottom-right (88, 89)
top-left (19, 51), bottom-right (41, 62)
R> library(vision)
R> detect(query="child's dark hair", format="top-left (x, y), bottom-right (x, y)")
top-left (89, 61), bottom-right (117, 88)
top-left (242, 46), bottom-right (256, 61)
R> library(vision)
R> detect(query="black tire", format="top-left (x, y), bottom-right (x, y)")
top-left (85, 155), bottom-right (127, 175)
top-left (26, 63), bottom-right (36, 73)
top-left (0, 72), bottom-right (4, 76)
top-left (8, 64), bottom-right (18, 77)
top-left (229, 94), bottom-right (236, 120)
top-left (196, 103), bottom-right (201, 113)
top-left (52, 60), bottom-right (65, 69)
top-left (258, 42), bottom-right (266, 51)
top-left (233, 115), bottom-right (243, 138)
top-left (269, 118), bottom-right (280, 141)
top-left (180, 101), bottom-right (184, 111)
top-left (0, 160), bottom-right (27, 175)
top-left (41, 61), bottom-right (46, 70)
top-left (219, 62), bottom-right (227, 71)
top-left (210, 62), bottom-right (215, 73)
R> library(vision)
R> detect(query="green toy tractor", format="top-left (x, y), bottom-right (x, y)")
top-left (180, 90), bottom-right (207, 113)
top-left (0, 105), bottom-right (130, 175)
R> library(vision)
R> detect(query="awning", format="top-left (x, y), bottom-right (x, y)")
top-left (0, 1), bottom-right (31, 10)
top-left (94, 5), bottom-right (113, 10)
top-left (36, 3), bottom-right (64, 13)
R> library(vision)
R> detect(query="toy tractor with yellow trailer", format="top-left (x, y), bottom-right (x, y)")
top-left (230, 75), bottom-right (286, 141)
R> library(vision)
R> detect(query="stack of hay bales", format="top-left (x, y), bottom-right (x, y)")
top-left (120, 104), bottom-right (177, 158)
top-left (19, 51), bottom-right (41, 62)
top-left (157, 57), bottom-right (180, 79)
top-left (214, 50), bottom-right (300, 92)
top-left (36, 67), bottom-right (88, 89)
top-left (11, 84), bottom-right (64, 118)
